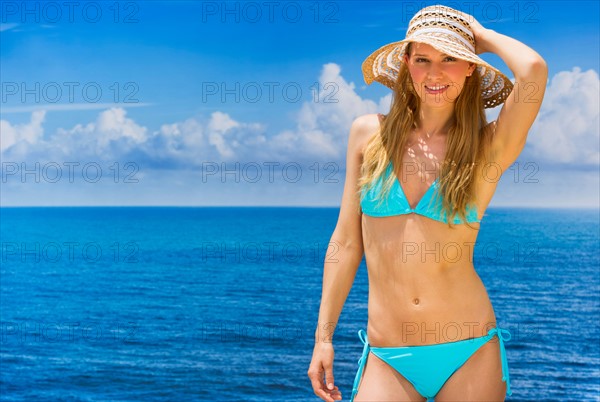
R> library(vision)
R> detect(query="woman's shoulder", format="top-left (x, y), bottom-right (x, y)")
top-left (348, 113), bottom-right (385, 156)
top-left (350, 113), bottom-right (386, 134)
top-left (350, 113), bottom-right (383, 139)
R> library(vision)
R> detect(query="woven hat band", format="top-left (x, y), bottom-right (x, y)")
top-left (409, 5), bottom-right (473, 29)
top-left (413, 6), bottom-right (470, 22)
top-left (411, 15), bottom-right (475, 42)
top-left (399, 35), bottom-right (476, 62)
top-left (408, 27), bottom-right (475, 53)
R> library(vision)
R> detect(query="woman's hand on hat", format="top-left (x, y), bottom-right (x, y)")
top-left (465, 14), bottom-right (490, 55)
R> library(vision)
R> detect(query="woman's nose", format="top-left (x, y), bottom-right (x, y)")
top-left (427, 63), bottom-right (444, 79)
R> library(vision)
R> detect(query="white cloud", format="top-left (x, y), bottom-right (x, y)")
top-left (0, 110), bottom-right (46, 152)
top-left (145, 111), bottom-right (267, 164)
top-left (526, 67), bottom-right (599, 165)
top-left (97, 107), bottom-right (147, 144)
top-left (207, 111), bottom-right (240, 133)
top-left (271, 62), bottom-right (388, 160)
top-left (51, 107), bottom-right (148, 157)
top-left (1, 107), bottom-right (148, 160)
top-left (206, 111), bottom-right (243, 159)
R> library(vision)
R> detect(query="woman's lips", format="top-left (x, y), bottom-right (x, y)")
top-left (425, 85), bottom-right (449, 94)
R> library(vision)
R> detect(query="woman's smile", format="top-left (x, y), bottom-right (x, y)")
top-left (425, 84), bottom-right (449, 94)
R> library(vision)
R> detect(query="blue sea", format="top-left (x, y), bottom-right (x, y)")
top-left (1, 207), bottom-right (599, 401)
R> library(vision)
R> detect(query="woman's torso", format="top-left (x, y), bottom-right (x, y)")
top-left (361, 114), bottom-right (499, 347)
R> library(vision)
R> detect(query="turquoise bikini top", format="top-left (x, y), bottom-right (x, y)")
top-left (360, 161), bottom-right (481, 224)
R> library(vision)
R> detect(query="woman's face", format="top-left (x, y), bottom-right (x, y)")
top-left (402, 43), bottom-right (476, 107)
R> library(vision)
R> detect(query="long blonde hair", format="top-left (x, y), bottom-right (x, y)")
top-left (356, 42), bottom-right (493, 229)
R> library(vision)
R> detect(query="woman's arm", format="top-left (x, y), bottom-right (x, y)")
top-left (314, 234), bottom-right (364, 343)
top-left (314, 115), bottom-right (371, 343)
top-left (308, 115), bottom-right (373, 402)
top-left (471, 18), bottom-right (549, 173)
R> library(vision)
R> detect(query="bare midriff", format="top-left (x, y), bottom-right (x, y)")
top-left (361, 212), bottom-right (498, 347)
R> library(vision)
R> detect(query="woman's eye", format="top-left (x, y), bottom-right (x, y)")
top-left (415, 57), bottom-right (456, 62)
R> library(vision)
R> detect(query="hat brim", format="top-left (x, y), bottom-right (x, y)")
top-left (362, 37), bottom-right (514, 109)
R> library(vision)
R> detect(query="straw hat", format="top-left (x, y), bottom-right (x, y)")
top-left (361, 4), bottom-right (513, 109)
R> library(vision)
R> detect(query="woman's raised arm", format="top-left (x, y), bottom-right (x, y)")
top-left (470, 15), bottom-right (548, 173)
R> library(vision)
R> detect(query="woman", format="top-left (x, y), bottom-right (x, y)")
top-left (307, 4), bottom-right (547, 402)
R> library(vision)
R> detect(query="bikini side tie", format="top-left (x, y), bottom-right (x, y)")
top-left (350, 329), bottom-right (370, 402)
top-left (488, 327), bottom-right (512, 396)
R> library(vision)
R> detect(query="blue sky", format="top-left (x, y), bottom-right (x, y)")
top-left (1, 0), bottom-right (599, 207)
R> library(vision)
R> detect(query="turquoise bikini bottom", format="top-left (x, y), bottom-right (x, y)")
top-left (350, 327), bottom-right (512, 401)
